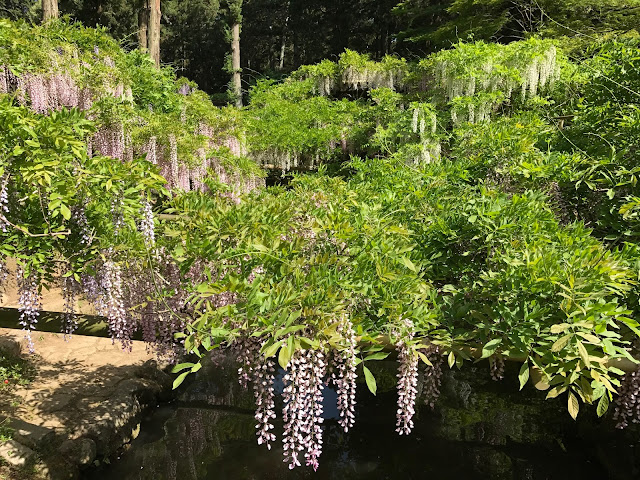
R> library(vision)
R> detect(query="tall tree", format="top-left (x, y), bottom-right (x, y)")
top-left (227, 0), bottom-right (243, 107)
top-left (138, 0), bottom-right (149, 52)
top-left (42, 0), bottom-right (58, 21)
top-left (148, 0), bottom-right (161, 65)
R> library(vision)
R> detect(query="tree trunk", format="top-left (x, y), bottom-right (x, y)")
top-left (231, 22), bottom-right (242, 107)
top-left (278, 32), bottom-right (286, 71)
top-left (138, 0), bottom-right (149, 52)
top-left (42, 0), bottom-right (59, 23)
top-left (277, 2), bottom-right (291, 71)
top-left (148, 0), bottom-right (161, 66)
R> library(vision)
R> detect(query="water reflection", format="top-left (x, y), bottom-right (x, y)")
top-left (88, 357), bottom-right (640, 480)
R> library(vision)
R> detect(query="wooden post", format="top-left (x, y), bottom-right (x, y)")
top-left (148, 0), bottom-right (161, 66)
top-left (42, 0), bottom-right (59, 23)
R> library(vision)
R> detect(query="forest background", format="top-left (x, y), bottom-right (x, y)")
top-left (3, 0), bottom-right (640, 101)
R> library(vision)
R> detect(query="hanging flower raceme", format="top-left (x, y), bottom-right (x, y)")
top-left (169, 134), bottom-right (178, 188)
top-left (489, 355), bottom-right (505, 381)
top-left (0, 258), bottom-right (7, 296)
top-left (421, 345), bottom-right (443, 409)
top-left (613, 366), bottom-right (640, 429)
top-left (395, 320), bottom-right (419, 435)
top-left (139, 200), bottom-right (155, 248)
top-left (17, 269), bottom-right (42, 354)
top-left (62, 275), bottom-right (79, 340)
top-left (282, 349), bottom-right (326, 471)
top-left (253, 357), bottom-right (277, 450)
top-left (233, 336), bottom-right (262, 389)
top-left (81, 273), bottom-right (104, 315)
top-left (0, 171), bottom-right (9, 233)
top-left (102, 259), bottom-right (132, 351)
top-left (332, 316), bottom-right (357, 432)
top-left (72, 204), bottom-right (93, 246)
top-left (111, 194), bottom-right (124, 236)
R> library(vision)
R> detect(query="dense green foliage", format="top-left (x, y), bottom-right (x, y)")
top-left (0, 98), bottom-right (163, 280)
top-left (394, 0), bottom-right (640, 50)
top-left (168, 32), bottom-right (640, 421)
top-left (3, 14), bottom-right (640, 425)
top-left (0, 19), bottom-right (261, 286)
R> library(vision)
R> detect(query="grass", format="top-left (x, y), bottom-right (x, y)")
top-left (0, 419), bottom-right (12, 443)
top-left (0, 350), bottom-right (36, 393)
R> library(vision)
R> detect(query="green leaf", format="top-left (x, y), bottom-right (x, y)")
top-left (363, 365), bottom-right (377, 396)
top-left (173, 371), bottom-right (189, 390)
top-left (596, 393), bottom-right (610, 417)
top-left (550, 324), bottom-right (571, 334)
top-left (568, 392), bottom-right (580, 420)
top-left (448, 351), bottom-right (455, 368)
top-left (299, 337), bottom-right (320, 349)
top-left (417, 351), bottom-right (433, 366)
top-left (364, 352), bottom-right (390, 361)
top-left (546, 385), bottom-right (567, 399)
top-left (279, 336), bottom-right (295, 369)
top-left (171, 362), bottom-right (195, 373)
top-left (60, 204), bottom-right (71, 221)
top-left (401, 256), bottom-right (417, 272)
top-left (518, 362), bottom-right (530, 391)
top-left (252, 243), bottom-right (269, 252)
top-left (576, 341), bottom-right (591, 368)
top-left (551, 334), bottom-right (572, 352)
top-left (481, 338), bottom-right (502, 359)
top-left (262, 340), bottom-right (282, 358)
top-left (576, 332), bottom-right (600, 344)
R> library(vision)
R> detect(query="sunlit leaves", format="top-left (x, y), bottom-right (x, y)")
top-left (568, 392), bottom-right (580, 420)
top-left (362, 365), bottom-right (377, 396)
top-left (518, 362), bottom-right (530, 391)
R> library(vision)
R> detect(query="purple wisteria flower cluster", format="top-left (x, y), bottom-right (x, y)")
top-left (72, 204), bottom-right (93, 246)
top-left (0, 171), bottom-right (9, 233)
top-left (101, 259), bottom-right (131, 351)
top-left (110, 195), bottom-right (125, 236)
top-left (232, 336), bottom-right (260, 387)
top-left (421, 344), bottom-right (443, 409)
top-left (613, 366), bottom-right (640, 429)
top-left (62, 274), bottom-right (79, 339)
top-left (282, 349), bottom-right (326, 471)
top-left (489, 355), bottom-right (505, 381)
top-left (331, 316), bottom-right (357, 432)
top-left (94, 124), bottom-right (126, 160)
top-left (0, 258), bottom-right (8, 297)
top-left (253, 357), bottom-right (277, 450)
top-left (169, 134), bottom-right (179, 188)
top-left (139, 200), bottom-right (155, 248)
top-left (17, 269), bottom-right (42, 354)
top-left (395, 320), bottom-right (419, 435)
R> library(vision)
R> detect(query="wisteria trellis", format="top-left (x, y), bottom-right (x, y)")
top-left (4, 19), bottom-right (640, 475)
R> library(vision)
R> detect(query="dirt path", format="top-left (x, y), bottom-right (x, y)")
top-left (0, 328), bottom-right (172, 480)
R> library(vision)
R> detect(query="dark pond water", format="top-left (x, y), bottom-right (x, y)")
top-left (87, 356), bottom-right (640, 480)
